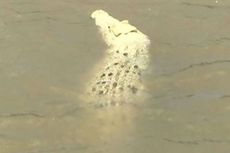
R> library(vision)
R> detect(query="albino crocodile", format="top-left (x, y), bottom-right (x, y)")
top-left (85, 10), bottom-right (150, 107)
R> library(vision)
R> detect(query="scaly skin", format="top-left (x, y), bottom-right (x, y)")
top-left (86, 10), bottom-right (150, 107)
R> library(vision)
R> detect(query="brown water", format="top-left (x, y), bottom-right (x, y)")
top-left (1, 0), bottom-right (230, 153)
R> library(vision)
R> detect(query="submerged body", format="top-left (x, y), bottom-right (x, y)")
top-left (86, 10), bottom-right (150, 106)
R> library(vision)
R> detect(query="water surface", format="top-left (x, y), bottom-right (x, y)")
top-left (0, 0), bottom-right (230, 153)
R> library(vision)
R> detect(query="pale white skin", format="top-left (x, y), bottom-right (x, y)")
top-left (87, 10), bottom-right (150, 107)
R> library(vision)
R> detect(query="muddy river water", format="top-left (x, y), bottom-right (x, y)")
top-left (0, 0), bottom-right (230, 153)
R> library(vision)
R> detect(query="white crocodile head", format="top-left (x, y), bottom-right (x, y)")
top-left (91, 10), bottom-right (138, 46)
